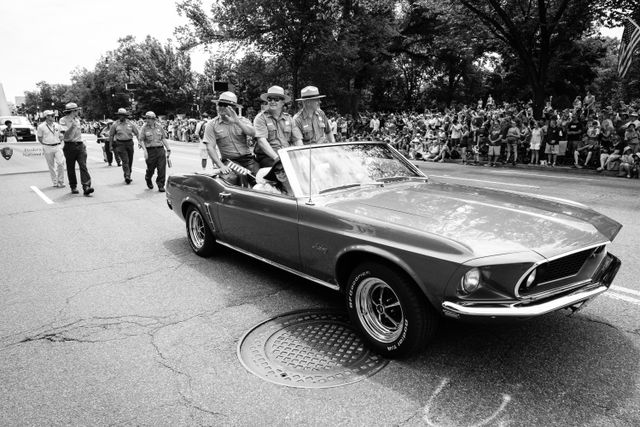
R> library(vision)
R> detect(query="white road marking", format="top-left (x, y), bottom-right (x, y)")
top-left (492, 170), bottom-right (598, 181)
top-left (610, 285), bottom-right (640, 297)
top-left (428, 174), bottom-right (539, 189)
top-left (604, 291), bottom-right (640, 306)
top-left (30, 186), bottom-right (54, 204)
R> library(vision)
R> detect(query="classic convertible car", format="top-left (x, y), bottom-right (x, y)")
top-left (166, 142), bottom-right (622, 358)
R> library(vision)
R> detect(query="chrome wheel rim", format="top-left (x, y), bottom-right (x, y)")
top-left (187, 210), bottom-right (205, 249)
top-left (355, 277), bottom-right (404, 343)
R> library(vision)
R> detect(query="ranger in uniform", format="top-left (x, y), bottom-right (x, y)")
top-left (139, 111), bottom-right (171, 192)
top-left (60, 102), bottom-right (94, 196)
top-left (293, 86), bottom-right (335, 145)
top-left (202, 91), bottom-right (258, 185)
top-left (253, 85), bottom-right (302, 167)
top-left (109, 107), bottom-right (139, 184)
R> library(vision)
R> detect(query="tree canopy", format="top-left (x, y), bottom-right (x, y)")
top-left (17, 1), bottom-right (640, 119)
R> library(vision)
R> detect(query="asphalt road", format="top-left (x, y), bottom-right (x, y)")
top-left (1, 136), bottom-right (639, 426)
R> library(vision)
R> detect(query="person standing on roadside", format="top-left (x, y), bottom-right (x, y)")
top-left (2, 120), bottom-right (18, 143)
top-left (293, 86), bottom-right (335, 145)
top-left (202, 91), bottom-right (258, 185)
top-left (195, 113), bottom-right (210, 171)
top-left (109, 108), bottom-right (139, 184)
top-left (36, 110), bottom-right (66, 187)
top-left (139, 111), bottom-right (171, 192)
top-left (60, 102), bottom-right (94, 195)
top-left (253, 85), bottom-right (302, 168)
top-left (544, 119), bottom-right (562, 167)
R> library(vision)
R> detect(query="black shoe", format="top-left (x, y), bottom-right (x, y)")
top-left (117, 163), bottom-right (122, 167)
top-left (158, 187), bottom-right (165, 193)
top-left (125, 178), bottom-right (132, 184)
top-left (71, 188), bottom-right (79, 194)
top-left (146, 178), bottom-right (153, 189)
top-left (83, 187), bottom-right (94, 196)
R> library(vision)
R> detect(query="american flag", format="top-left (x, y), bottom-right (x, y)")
top-left (618, 16), bottom-right (640, 79)
top-left (226, 160), bottom-right (254, 177)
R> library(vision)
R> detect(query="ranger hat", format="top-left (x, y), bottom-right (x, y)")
top-left (260, 86), bottom-right (291, 103)
top-left (295, 86), bottom-right (326, 101)
top-left (43, 110), bottom-right (55, 116)
top-left (214, 91), bottom-right (241, 107)
top-left (63, 102), bottom-right (81, 112)
top-left (117, 108), bottom-right (130, 116)
top-left (144, 111), bottom-right (157, 119)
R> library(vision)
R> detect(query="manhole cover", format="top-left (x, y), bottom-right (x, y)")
top-left (237, 309), bottom-right (388, 388)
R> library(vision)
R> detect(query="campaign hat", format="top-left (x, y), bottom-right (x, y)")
top-left (63, 102), bottom-right (81, 113)
top-left (116, 108), bottom-right (130, 116)
top-left (260, 86), bottom-right (291, 103)
top-left (214, 91), bottom-right (241, 107)
top-left (295, 86), bottom-right (326, 101)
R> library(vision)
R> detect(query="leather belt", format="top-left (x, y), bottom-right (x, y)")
top-left (146, 146), bottom-right (163, 150)
top-left (117, 139), bottom-right (133, 142)
top-left (45, 143), bottom-right (61, 146)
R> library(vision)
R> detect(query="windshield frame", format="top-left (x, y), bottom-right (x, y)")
top-left (277, 141), bottom-right (426, 199)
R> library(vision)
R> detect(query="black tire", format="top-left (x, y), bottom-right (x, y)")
top-left (346, 262), bottom-right (438, 358)
top-left (185, 206), bottom-right (216, 257)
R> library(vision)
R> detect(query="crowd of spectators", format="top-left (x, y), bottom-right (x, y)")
top-left (21, 93), bottom-right (640, 179)
top-left (324, 95), bottom-right (640, 178)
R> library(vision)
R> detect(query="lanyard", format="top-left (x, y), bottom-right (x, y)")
top-left (46, 123), bottom-right (57, 135)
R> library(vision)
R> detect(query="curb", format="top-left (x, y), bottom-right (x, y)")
top-left (415, 159), bottom-right (636, 178)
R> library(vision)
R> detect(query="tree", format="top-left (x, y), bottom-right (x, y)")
top-left (67, 36), bottom-right (195, 118)
top-left (177, 0), bottom-right (336, 97)
top-left (453, 0), bottom-right (638, 117)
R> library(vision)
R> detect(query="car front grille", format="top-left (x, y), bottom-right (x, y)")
top-left (536, 248), bottom-right (594, 283)
top-left (519, 246), bottom-right (603, 296)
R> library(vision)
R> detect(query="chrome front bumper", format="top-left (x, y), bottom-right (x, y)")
top-left (442, 253), bottom-right (621, 319)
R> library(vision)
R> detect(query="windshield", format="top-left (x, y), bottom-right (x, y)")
top-left (286, 143), bottom-right (423, 196)
top-left (0, 116), bottom-right (31, 126)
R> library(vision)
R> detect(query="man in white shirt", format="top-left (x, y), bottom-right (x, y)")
top-left (37, 110), bottom-right (66, 187)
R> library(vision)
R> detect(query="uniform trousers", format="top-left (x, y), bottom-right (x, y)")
top-left (103, 140), bottom-right (121, 165)
top-left (115, 139), bottom-right (134, 180)
top-left (145, 147), bottom-right (167, 189)
top-left (63, 142), bottom-right (91, 189)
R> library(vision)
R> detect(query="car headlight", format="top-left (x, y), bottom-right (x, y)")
top-left (460, 267), bottom-right (482, 294)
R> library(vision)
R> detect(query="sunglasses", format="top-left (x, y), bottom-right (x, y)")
top-left (217, 103), bottom-right (233, 108)
top-left (267, 97), bottom-right (283, 102)
top-left (274, 168), bottom-right (285, 174)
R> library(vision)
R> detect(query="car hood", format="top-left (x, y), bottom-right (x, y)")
top-left (321, 182), bottom-right (621, 259)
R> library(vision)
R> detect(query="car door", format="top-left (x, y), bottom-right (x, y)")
top-left (215, 186), bottom-right (301, 270)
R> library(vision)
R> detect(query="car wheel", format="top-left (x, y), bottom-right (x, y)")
top-left (346, 262), bottom-right (438, 358)
top-left (185, 206), bottom-right (215, 257)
